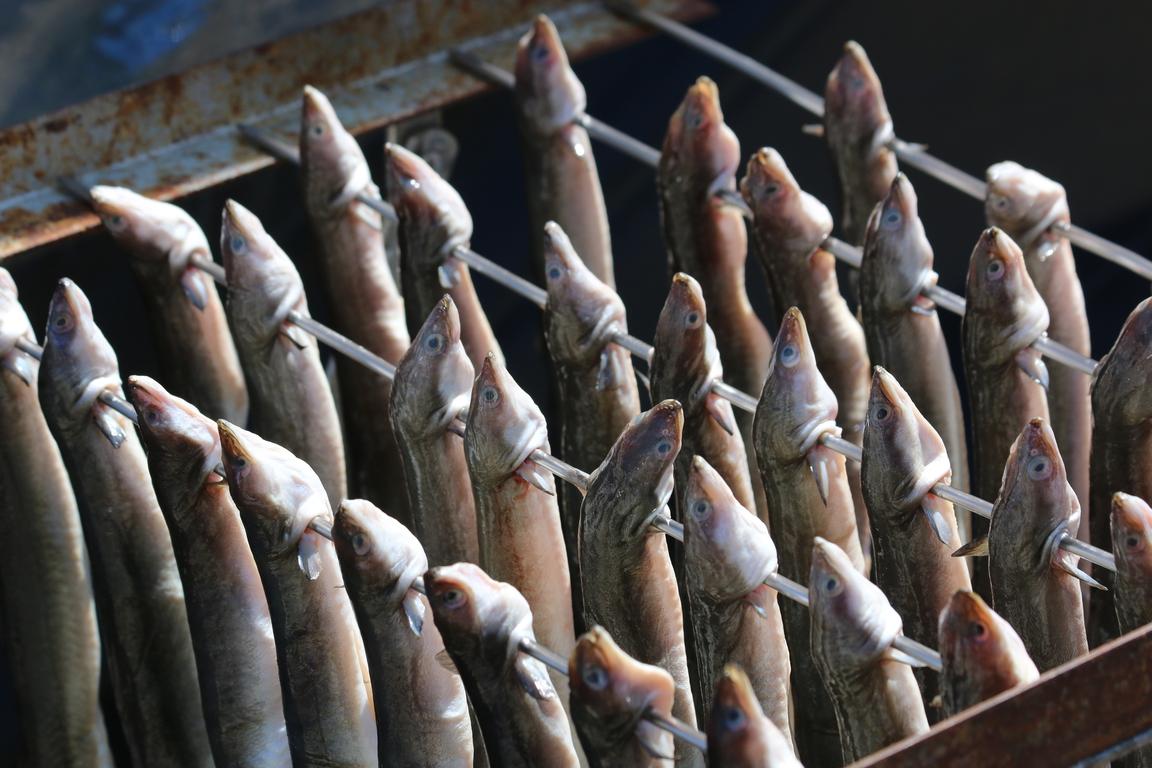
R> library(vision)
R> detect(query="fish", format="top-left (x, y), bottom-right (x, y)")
top-left (937, 590), bottom-right (1038, 718)
top-left (515, 15), bottom-right (614, 287)
top-left (752, 306), bottom-right (863, 768)
top-left (651, 273), bottom-right (759, 520)
top-left (986, 161), bottom-right (1091, 549)
top-left (809, 537), bottom-right (929, 762)
top-left (218, 420), bottom-right (377, 765)
top-left (390, 295), bottom-right (479, 566)
top-left (823, 41), bottom-right (899, 246)
top-left (220, 199), bottom-right (348, 509)
top-left (986, 418), bottom-right (1089, 671)
top-left (126, 375), bottom-right (291, 766)
top-left (962, 227), bottom-right (1050, 598)
top-left (39, 279), bottom-right (212, 766)
top-left (1089, 297), bottom-right (1152, 644)
top-left (579, 400), bottom-right (704, 767)
top-left (1111, 492), bottom-right (1152, 633)
top-left (683, 455), bottom-right (793, 746)
top-left (707, 665), bottom-right (802, 768)
top-left (861, 367), bottom-right (971, 713)
top-left (300, 85), bottom-right (413, 523)
top-left (426, 562), bottom-right (580, 767)
top-left (569, 625), bottom-right (677, 766)
top-left (385, 142), bottom-right (503, 370)
top-left (90, 185), bottom-right (248, 423)
top-left (0, 269), bottom-right (111, 767)
top-left (542, 221), bottom-right (639, 616)
top-left (333, 499), bottom-right (474, 766)
top-left (859, 174), bottom-right (969, 500)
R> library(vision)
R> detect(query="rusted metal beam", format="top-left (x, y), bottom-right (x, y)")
top-left (0, 0), bottom-right (709, 260)
top-left (851, 622), bottom-right (1152, 767)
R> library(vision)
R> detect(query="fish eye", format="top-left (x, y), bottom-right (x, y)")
top-left (581, 664), bottom-right (609, 691)
top-left (689, 112), bottom-right (704, 130)
top-left (685, 311), bottom-right (702, 328)
top-left (968, 621), bottom-right (986, 639)
top-left (656, 440), bottom-right (673, 455)
top-left (691, 499), bottom-right (710, 519)
top-left (480, 386), bottom-right (500, 405)
top-left (1026, 455), bottom-right (1051, 480)
top-left (532, 45), bottom-right (549, 63)
top-left (310, 123), bottom-right (324, 137)
top-left (230, 455), bottom-right (247, 468)
top-left (50, 311), bottom-right (74, 333)
top-left (871, 404), bottom-right (891, 423)
top-left (440, 588), bottom-right (466, 609)
top-left (546, 264), bottom-right (563, 281)
top-left (762, 182), bottom-right (780, 196)
top-left (882, 209), bottom-right (902, 228)
top-left (722, 705), bottom-right (746, 730)
top-left (424, 333), bottom-right (446, 352)
top-left (229, 234), bottom-right (247, 253)
top-left (993, 195), bottom-right (1010, 210)
top-left (1126, 534), bottom-right (1143, 551)
top-left (104, 214), bottom-right (126, 230)
top-left (823, 576), bottom-right (840, 594)
top-left (144, 408), bottom-right (162, 425)
top-left (779, 344), bottom-right (799, 367)
top-left (985, 260), bottom-right (1005, 280)
top-left (351, 533), bottom-right (370, 556)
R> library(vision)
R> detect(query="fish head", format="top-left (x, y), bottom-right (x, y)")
top-left (985, 162), bottom-right (1068, 244)
top-left (861, 174), bottom-right (935, 311)
top-left (1111, 492), bottom-right (1152, 580)
top-left (939, 590), bottom-right (1037, 707)
top-left (663, 77), bottom-right (740, 193)
top-left (217, 419), bottom-right (331, 558)
top-left (0, 269), bottom-right (37, 387)
top-left (392, 295), bottom-right (474, 437)
top-left (1092, 298), bottom-right (1152, 427)
top-left (300, 86), bottom-right (373, 214)
top-left (810, 537), bottom-right (902, 668)
top-left (334, 499), bottom-right (427, 598)
top-left (569, 625), bottom-right (676, 751)
top-left (90, 185), bottom-right (211, 275)
top-left (40, 278), bottom-right (122, 424)
top-left (464, 354), bottom-right (550, 487)
top-left (964, 227), bottom-right (1048, 362)
top-left (683, 455), bottom-right (777, 602)
top-left (126, 375), bottom-right (221, 491)
top-left (740, 148), bottom-right (833, 253)
top-left (426, 562), bottom-right (530, 657)
top-left (514, 15), bottom-right (585, 132)
top-left (708, 665), bottom-right (777, 762)
top-left (384, 143), bottom-right (473, 261)
top-left (220, 200), bottom-right (307, 340)
top-left (755, 307), bottom-right (839, 462)
top-left (824, 41), bottom-right (892, 140)
top-left (542, 221), bottom-right (627, 369)
top-left (652, 273), bottom-right (719, 409)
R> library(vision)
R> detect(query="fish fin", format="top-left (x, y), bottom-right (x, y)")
top-left (910, 294), bottom-right (937, 316)
top-left (402, 591), bottom-right (425, 636)
top-left (1054, 556), bottom-right (1107, 591)
top-left (595, 348), bottom-right (623, 391)
top-left (1, 353), bottom-right (34, 386)
top-left (744, 583), bottom-right (774, 620)
top-left (438, 262), bottom-right (461, 290)
top-left (435, 648), bottom-right (460, 675)
top-left (179, 267), bottom-right (209, 311)
top-left (634, 369), bottom-right (652, 401)
top-left (801, 123), bottom-right (825, 137)
top-left (634, 728), bottom-right (675, 761)
top-left (1014, 348), bottom-right (1049, 391)
top-left (352, 200), bottom-right (384, 231)
top-left (928, 694), bottom-right (943, 709)
top-left (807, 451), bottom-right (832, 505)
top-left (93, 408), bottom-right (126, 448)
top-left (515, 460), bottom-right (554, 495)
top-left (921, 494), bottom-right (955, 546)
top-left (297, 533), bottom-right (323, 581)
top-left (514, 655), bottom-right (556, 700)
top-left (1036, 239), bottom-right (1057, 261)
top-left (705, 393), bottom-right (736, 436)
top-left (952, 535), bottom-right (989, 558)
top-left (206, 463), bottom-right (228, 485)
top-left (884, 645), bottom-right (928, 668)
top-left (279, 322), bottom-right (311, 349)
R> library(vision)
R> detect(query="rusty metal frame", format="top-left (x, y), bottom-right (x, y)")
top-left (0, 0), bottom-right (709, 259)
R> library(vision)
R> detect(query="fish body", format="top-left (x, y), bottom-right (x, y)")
top-left (938, 590), bottom-right (1038, 718)
top-left (385, 143), bottom-right (502, 370)
top-left (578, 400), bottom-right (703, 767)
top-left (707, 665), bottom-right (802, 768)
top-left (333, 499), bottom-right (474, 766)
top-left (301, 86), bottom-right (411, 522)
top-left (390, 296), bottom-right (479, 566)
top-left (569, 626), bottom-right (676, 767)
top-left (752, 307), bottom-right (863, 768)
top-left (988, 418), bottom-right (1089, 671)
top-left (427, 562), bottom-right (579, 767)
top-left (683, 456), bottom-right (792, 744)
top-left (0, 270), bottom-right (110, 767)
top-left (1111, 492), bottom-right (1152, 633)
top-left (221, 200), bottom-right (348, 509)
top-left (39, 279), bottom-right (211, 767)
top-left (823, 41), bottom-right (898, 246)
top-left (90, 185), bottom-right (248, 423)
top-left (515, 15), bottom-right (613, 287)
top-left (219, 421), bottom-right (377, 766)
top-left (809, 538), bottom-right (928, 762)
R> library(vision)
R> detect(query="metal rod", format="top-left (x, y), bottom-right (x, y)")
top-left (644, 710), bottom-right (708, 752)
top-left (710, 379), bottom-right (759, 414)
top-left (892, 635), bottom-right (944, 671)
top-left (453, 247), bottom-right (547, 308)
top-left (98, 390), bottom-right (139, 424)
top-left (1054, 220), bottom-right (1152, 282)
top-left (286, 311), bottom-right (397, 379)
top-left (15, 338), bottom-right (42, 360)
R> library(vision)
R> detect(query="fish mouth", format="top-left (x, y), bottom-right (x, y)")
top-left (89, 185), bottom-right (142, 226)
top-left (715, 665), bottom-right (758, 721)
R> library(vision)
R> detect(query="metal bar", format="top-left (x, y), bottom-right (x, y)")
top-left (98, 390), bottom-right (140, 425)
top-left (1055, 221), bottom-right (1152, 282)
top-left (711, 379), bottom-right (759, 414)
top-left (645, 711), bottom-right (708, 751)
top-left (453, 248), bottom-right (547, 308)
top-left (286, 311), bottom-right (397, 379)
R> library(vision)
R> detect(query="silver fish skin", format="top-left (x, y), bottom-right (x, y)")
top-left (569, 626), bottom-right (677, 767)
top-left (0, 269), bottom-right (111, 767)
top-left (127, 375), bottom-right (290, 767)
top-left (90, 186), bottom-right (248, 423)
top-left (333, 499), bottom-right (474, 767)
top-left (938, 590), bottom-right (1038, 718)
top-left (542, 221), bottom-right (639, 607)
top-left (220, 199), bottom-right (348, 509)
top-left (390, 295), bottom-right (479, 566)
top-left (39, 279), bottom-right (212, 767)
top-left (859, 174), bottom-right (968, 498)
top-left (809, 538), bottom-right (928, 762)
top-left (823, 41), bottom-right (898, 246)
top-left (707, 665), bottom-right (802, 768)
top-left (515, 15), bottom-right (614, 288)
top-left (385, 142), bottom-right (503, 370)
top-left (752, 306), bottom-right (862, 768)
top-left (301, 86), bottom-right (412, 523)
top-left (988, 418), bottom-right (1089, 671)
top-left (578, 400), bottom-right (703, 768)
top-left (219, 420), bottom-right (377, 766)
top-left (427, 562), bottom-right (579, 768)
top-left (1089, 297), bottom-right (1152, 644)
top-left (1111, 492), bottom-right (1152, 633)
top-left (683, 456), bottom-right (793, 747)
top-left (962, 227), bottom-right (1050, 598)
top-left (862, 367), bottom-right (970, 712)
